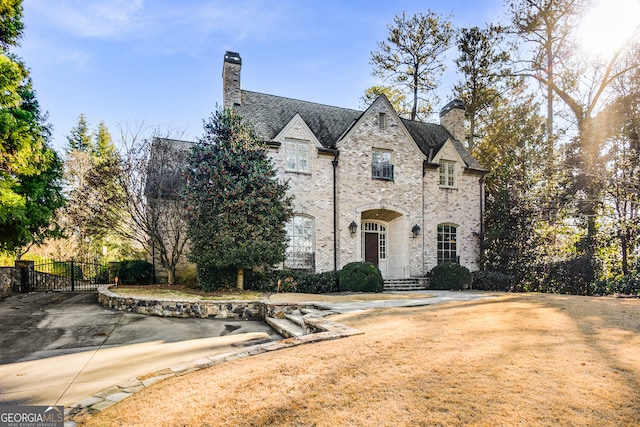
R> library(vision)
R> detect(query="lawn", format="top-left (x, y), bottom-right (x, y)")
top-left (81, 293), bottom-right (640, 426)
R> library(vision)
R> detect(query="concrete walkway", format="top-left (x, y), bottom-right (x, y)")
top-left (0, 292), bottom-right (280, 407)
top-left (0, 289), bottom-right (495, 410)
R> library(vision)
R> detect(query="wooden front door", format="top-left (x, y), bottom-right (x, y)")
top-left (364, 232), bottom-right (379, 267)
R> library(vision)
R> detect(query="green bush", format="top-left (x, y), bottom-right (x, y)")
top-left (110, 260), bottom-right (153, 285)
top-left (196, 265), bottom-right (237, 291)
top-left (430, 262), bottom-right (472, 290)
top-left (472, 270), bottom-right (515, 291)
top-left (338, 262), bottom-right (383, 293)
top-left (247, 269), bottom-right (337, 294)
top-left (591, 273), bottom-right (640, 296)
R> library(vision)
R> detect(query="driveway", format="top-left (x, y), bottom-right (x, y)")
top-left (0, 292), bottom-right (281, 407)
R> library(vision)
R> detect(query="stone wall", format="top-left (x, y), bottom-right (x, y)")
top-left (97, 286), bottom-right (327, 327)
top-left (0, 267), bottom-right (17, 298)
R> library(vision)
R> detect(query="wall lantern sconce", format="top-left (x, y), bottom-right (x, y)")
top-left (412, 224), bottom-right (421, 237)
top-left (349, 221), bottom-right (358, 236)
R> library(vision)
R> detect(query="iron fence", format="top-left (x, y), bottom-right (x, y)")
top-left (33, 260), bottom-right (110, 292)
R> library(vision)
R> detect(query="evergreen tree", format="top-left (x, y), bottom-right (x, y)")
top-left (66, 113), bottom-right (92, 153)
top-left (0, 0), bottom-right (64, 256)
top-left (184, 108), bottom-right (292, 290)
top-left (370, 10), bottom-right (454, 120)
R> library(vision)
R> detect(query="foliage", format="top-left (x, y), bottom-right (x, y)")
top-left (370, 10), bottom-right (454, 120)
top-left (471, 270), bottom-right (516, 292)
top-left (0, 47), bottom-right (65, 256)
top-left (248, 269), bottom-right (337, 294)
top-left (110, 260), bottom-right (153, 285)
top-left (184, 108), bottom-right (293, 289)
top-left (195, 265), bottom-right (237, 291)
top-left (338, 262), bottom-right (383, 293)
top-left (522, 255), bottom-right (600, 295)
top-left (430, 262), bottom-right (472, 290)
top-left (61, 114), bottom-right (130, 262)
top-left (591, 273), bottom-right (640, 296)
top-left (453, 24), bottom-right (513, 151)
top-left (0, 0), bottom-right (23, 49)
top-left (360, 85), bottom-right (408, 116)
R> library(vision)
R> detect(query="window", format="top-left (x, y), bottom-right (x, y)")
top-left (379, 112), bottom-right (386, 129)
top-left (284, 215), bottom-right (314, 270)
top-left (372, 149), bottom-right (394, 180)
top-left (439, 161), bottom-right (456, 188)
top-left (437, 224), bottom-right (457, 264)
top-left (285, 139), bottom-right (310, 173)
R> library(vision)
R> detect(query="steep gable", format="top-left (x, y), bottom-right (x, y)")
top-left (235, 90), bottom-right (361, 148)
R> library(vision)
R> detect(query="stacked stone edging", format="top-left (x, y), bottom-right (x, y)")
top-left (67, 286), bottom-right (361, 425)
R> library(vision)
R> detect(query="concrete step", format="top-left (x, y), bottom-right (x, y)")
top-left (384, 277), bottom-right (429, 291)
top-left (300, 308), bottom-right (334, 317)
top-left (265, 316), bottom-right (305, 338)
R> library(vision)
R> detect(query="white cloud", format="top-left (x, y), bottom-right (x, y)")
top-left (25, 0), bottom-right (294, 54)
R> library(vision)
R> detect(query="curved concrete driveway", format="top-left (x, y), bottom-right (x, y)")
top-left (0, 290), bottom-right (495, 409)
top-left (0, 292), bottom-right (280, 407)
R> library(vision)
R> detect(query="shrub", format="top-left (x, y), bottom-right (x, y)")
top-left (247, 269), bottom-right (338, 294)
top-left (196, 265), bottom-right (237, 291)
top-left (591, 273), bottom-right (640, 296)
top-left (110, 260), bottom-right (153, 285)
top-left (430, 262), bottom-right (472, 290)
top-left (338, 262), bottom-right (383, 293)
top-left (471, 270), bottom-right (515, 292)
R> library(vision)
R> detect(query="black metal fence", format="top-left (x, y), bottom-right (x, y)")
top-left (32, 260), bottom-right (110, 292)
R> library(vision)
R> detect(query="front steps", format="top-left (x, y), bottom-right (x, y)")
top-left (265, 307), bottom-right (336, 338)
top-left (383, 277), bottom-right (429, 292)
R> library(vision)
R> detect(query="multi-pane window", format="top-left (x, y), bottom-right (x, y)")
top-left (437, 224), bottom-right (457, 264)
top-left (372, 149), bottom-right (393, 180)
top-left (379, 112), bottom-right (386, 129)
top-left (439, 160), bottom-right (456, 188)
top-left (284, 215), bottom-right (314, 270)
top-left (285, 139), bottom-right (310, 173)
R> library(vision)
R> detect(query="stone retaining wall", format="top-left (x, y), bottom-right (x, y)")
top-left (97, 286), bottom-right (323, 324)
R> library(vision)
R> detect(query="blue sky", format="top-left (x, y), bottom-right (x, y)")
top-left (17, 0), bottom-right (505, 152)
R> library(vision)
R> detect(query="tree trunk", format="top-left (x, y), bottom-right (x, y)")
top-left (237, 267), bottom-right (244, 289)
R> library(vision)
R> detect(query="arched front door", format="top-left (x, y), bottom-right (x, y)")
top-left (362, 221), bottom-right (387, 276)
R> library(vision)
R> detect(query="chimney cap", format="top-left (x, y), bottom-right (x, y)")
top-left (439, 99), bottom-right (465, 116)
top-left (224, 51), bottom-right (242, 65)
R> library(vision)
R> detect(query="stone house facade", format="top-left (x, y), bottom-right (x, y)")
top-left (154, 51), bottom-right (485, 280)
top-left (222, 51), bottom-right (485, 278)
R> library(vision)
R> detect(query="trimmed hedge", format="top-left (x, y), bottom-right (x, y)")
top-left (430, 262), bottom-right (472, 290)
top-left (248, 269), bottom-right (337, 294)
top-left (110, 260), bottom-right (153, 285)
top-left (591, 273), bottom-right (640, 296)
top-left (471, 270), bottom-right (515, 291)
top-left (338, 262), bottom-right (384, 293)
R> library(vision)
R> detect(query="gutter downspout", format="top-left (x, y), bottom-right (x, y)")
top-left (332, 153), bottom-right (340, 272)
top-left (479, 174), bottom-right (485, 270)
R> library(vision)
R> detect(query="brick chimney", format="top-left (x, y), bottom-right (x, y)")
top-left (222, 51), bottom-right (242, 108)
top-left (439, 99), bottom-right (466, 144)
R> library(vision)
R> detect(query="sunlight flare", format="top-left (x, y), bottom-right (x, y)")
top-left (575, 0), bottom-right (640, 57)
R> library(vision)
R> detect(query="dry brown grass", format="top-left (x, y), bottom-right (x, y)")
top-left (82, 293), bottom-right (640, 426)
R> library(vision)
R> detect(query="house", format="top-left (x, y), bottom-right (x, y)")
top-left (155, 51), bottom-right (486, 281)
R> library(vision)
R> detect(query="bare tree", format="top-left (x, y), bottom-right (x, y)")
top-left (115, 126), bottom-right (190, 285)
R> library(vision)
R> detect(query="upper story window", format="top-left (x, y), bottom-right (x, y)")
top-left (439, 160), bottom-right (456, 188)
top-left (285, 139), bottom-right (310, 173)
top-left (379, 112), bottom-right (386, 129)
top-left (372, 149), bottom-right (394, 181)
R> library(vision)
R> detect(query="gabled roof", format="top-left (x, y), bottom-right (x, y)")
top-left (235, 90), bottom-right (362, 148)
top-left (235, 90), bottom-right (485, 171)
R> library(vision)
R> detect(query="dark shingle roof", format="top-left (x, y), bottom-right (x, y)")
top-left (146, 137), bottom-right (193, 199)
top-left (235, 90), bottom-right (484, 171)
top-left (235, 91), bottom-right (362, 148)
